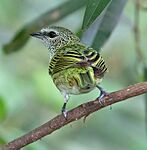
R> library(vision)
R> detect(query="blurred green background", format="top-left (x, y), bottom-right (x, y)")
top-left (0, 0), bottom-right (147, 150)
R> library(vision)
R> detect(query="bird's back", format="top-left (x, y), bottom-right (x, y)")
top-left (48, 43), bottom-right (107, 94)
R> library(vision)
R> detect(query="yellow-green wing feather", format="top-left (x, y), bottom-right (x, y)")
top-left (49, 43), bottom-right (107, 78)
top-left (49, 44), bottom-right (84, 75)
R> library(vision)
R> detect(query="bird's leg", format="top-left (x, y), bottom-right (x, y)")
top-left (61, 92), bottom-right (69, 118)
top-left (97, 86), bottom-right (107, 106)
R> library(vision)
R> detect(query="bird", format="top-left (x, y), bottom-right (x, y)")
top-left (30, 26), bottom-right (107, 118)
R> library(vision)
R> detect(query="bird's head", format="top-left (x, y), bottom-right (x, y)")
top-left (30, 26), bottom-right (80, 53)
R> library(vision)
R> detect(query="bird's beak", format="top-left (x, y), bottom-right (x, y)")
top-left (30, 32), bottom-right (43, 39)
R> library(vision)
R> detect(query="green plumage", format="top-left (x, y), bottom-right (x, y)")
top-left (31, 26), bottom-right (107, 117)
top-left (49, 43), bottom-right (107, 95)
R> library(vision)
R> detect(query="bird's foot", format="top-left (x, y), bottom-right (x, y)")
top-left (61, 92), bottom-right (69, 119)
top-left (97, 86), bottom-right (107, 106)
top-left (62, 108), bottom-right (68, 119)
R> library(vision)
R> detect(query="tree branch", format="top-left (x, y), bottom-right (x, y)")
top-left (1, 82), bottom-right (147, 150)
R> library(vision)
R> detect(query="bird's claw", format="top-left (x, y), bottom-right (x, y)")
top-left (62, 109), bottom-right (68, 119)
top-left (97, 86), bottom-right (107, 106)
top-left (98, 94), bottom-right (106, 106)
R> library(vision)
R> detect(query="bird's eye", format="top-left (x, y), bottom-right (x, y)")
top-left (45, 31), bottom-right (57, 38)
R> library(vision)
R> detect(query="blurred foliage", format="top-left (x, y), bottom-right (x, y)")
top-left (92, 0), bottom-right (127, 50)
top-left (3, 0), bottom-right (87, 53)
top-left (0, 97), bottom-right (7, 121)
top-left (0, 0), bottom-right (147, 150)
top-left (0, 137), bottom-right (6, 145)
top-left (81, 0), bottom-right (128, 50)
top-left (82, 0), bottom-right (111, 29)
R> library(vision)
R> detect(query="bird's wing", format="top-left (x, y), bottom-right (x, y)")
top-left (48, 44), bottom-right (85, 75)
top-left (49, 44), bottom-right (107, 77)
top-left (77, 47), bottom-right (107, 78)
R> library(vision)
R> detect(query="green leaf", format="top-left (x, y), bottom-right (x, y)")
top-left (0, 96), bottom-right (7, 121)
top-left (82, 0), bottom-right (111, 30)
top-left (92, 0), bottom-right (127, 50)
top-left (0, 137), bottom-right (6, 145)
top-left (3, 0), bottom-right (87, 54)
top-left (143, 66), bottom-right (147, 81)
